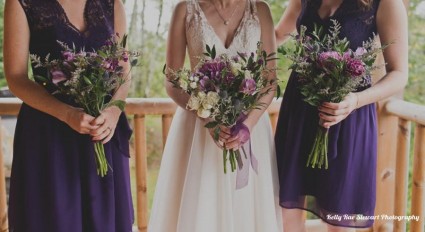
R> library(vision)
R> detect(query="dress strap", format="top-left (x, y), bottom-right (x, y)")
top-left (186, 0), bottom-right (199, 23)
top-left (248, 0), bottom-right (257, 16)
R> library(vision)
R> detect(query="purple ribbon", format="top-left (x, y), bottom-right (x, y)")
top-left (231, 115), bottom-right (258, 189)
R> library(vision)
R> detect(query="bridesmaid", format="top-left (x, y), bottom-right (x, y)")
top-left (274, 0), bottom-right (408, 231)
top-left (4, 0), bottom-right (133, 231)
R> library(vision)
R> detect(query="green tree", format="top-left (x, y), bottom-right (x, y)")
top-left (0, 0), bottom-right (5, 88)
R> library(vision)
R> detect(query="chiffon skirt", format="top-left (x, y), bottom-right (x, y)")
top-left (148, 108), bottom-right (282, 232)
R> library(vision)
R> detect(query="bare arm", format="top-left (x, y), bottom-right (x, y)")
top-left (274, 0), bottom-right (301, 45)
top-left (164, 2), bottom-right (190, 109)
top-left (243, 1), bottom-right (277, 131)
top-left (319, 0), bottom-right (408, 128)
top-left (3, 0), bottom-right (97, 134)
top-left (91, 0), bottom-right (132, 143)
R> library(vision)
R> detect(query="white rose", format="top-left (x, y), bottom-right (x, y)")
top-left (231, 62), bottom-right (243, 75)
top-left (180, 80), bottom-right (188, 91)
top-left (190, 82), bottom-right (197, 89)
top-left (194, 76), bottom-right (199, 82)
top-left (187, 96), bottom-right (201, 110)
top-left (244, 70), bottom-right (252, 79)
top-left (207, 92), bottom-right (219, 105)
top-left (197, 92), bottom-right (206, 99)
top-left (197, 108), bottom-right (211, 118)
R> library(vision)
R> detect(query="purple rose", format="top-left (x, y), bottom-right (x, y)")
top-left (346, 58), bottom-right (366, 77)
top-left (240, 79), bottom-right (256, 95)
top-left (50, 69), bottom-right (67, 85)
top-left (62, 51), bottom-right (75, 61)
top-left (318, 51), bottom-right (342, 70)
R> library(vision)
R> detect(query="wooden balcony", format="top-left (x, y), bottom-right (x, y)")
top-left (0, 97), bottom-right (424, 232)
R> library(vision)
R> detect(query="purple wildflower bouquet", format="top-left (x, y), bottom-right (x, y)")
top-left (30, 34), bottom-right (139, 177)
top-left (279, 20), bottom-right (385, 169)
top-left (169, 43), bottom-right (278, 174)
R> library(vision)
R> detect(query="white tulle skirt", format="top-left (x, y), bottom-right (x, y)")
top-left (148, 107), bottom-right (282, 232)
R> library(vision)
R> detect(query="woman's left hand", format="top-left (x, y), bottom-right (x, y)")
top-left (318, 93), bottom-right (358, 128)
top-left (90, 106), bottom-right (122, 143)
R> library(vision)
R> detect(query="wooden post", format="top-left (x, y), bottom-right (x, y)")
top-left (0, 117), bottom-right (8, 231)
top-left (394, 119), bottom-right (411, 232)
top-left (374, 1), bottom-right (409, 230)
top-left (134, 115), bottom-right (148, 232)
top-left (269, 113), bottom-right (278, 134)
top-left (411, 124), bottom-right (425, 232)
top-left (161, 115), bottom-right (173, 149)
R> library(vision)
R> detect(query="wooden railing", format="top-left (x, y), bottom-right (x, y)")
top-left (385, 99), bottom-right (425, 232)
top-left (0, 97), bottom-right (424, 232)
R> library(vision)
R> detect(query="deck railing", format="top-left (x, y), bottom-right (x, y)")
top-left (0, 97), bottom-right (424, 232)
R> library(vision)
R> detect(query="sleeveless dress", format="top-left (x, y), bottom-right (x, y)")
top-left (148, 1), bottom-right (282, 232)
top-left (9, 1), bottom-right (134, 231)
top-left (275, 0), bottom-right (380, 228)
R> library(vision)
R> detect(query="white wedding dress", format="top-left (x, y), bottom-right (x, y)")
top-left (148, 0), bottom-right (282, 231)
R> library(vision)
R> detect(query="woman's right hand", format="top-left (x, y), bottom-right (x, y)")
top-left (64, 108), bottom-right (99, 134)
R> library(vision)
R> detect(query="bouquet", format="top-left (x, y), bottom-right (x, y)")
top-left (278, 20), bottom-right (385, 169)
top-left (168, 43), bottom-right (278, 174)
top-left (30, 34), bottom-right (139, 177)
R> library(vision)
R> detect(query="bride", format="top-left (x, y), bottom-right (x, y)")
top-left (148, 0), bottom-right (282, 231)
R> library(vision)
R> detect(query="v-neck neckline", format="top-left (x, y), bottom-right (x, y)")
top-left (196, 0), bottom-right (249, 50)
top-left (54, 0), bottom-right (90, 36)
top-left (315, 0), bottom-right (345, 21)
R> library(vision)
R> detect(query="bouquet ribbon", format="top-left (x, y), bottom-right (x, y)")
top-left (231, 115), bottom-right (258, 189)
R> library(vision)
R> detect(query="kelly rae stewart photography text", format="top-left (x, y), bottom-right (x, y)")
top-left (327, 214), bottom-right (420, 222)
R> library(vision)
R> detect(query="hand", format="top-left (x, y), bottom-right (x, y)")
top-left (90, 106), bottom-right (122, 144)
top-left (65, 107), bottom-right (98, 134)
top-left (318, 93), bottom-right (359, 128)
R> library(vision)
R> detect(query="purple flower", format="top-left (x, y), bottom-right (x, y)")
top-left (200, 77), bottom-right (216, 92)
top-left (62, 51), bottom-right (75, 61)
top-left (354, 47), bottom-right (367, 56)
top-left (318, 51), bottom-right (342, 62)
top-left (122, 52), bottom-right (129, 62)
top-left (102, 59), bottom-right (119, 71)
top-left (50, 69), bottom-right (67, 85)
top-left (318, 51), bottom-right (342, 70)
top-left (232, 56), bottom-right (239, 62)
top-left (346, 58), bottom-right (365, 77)
top-left (257, 58), bottom-right (264, 65)
top-left (198, 60), bottom-right (227, 81)
top-left (240, 79), bottom-right (256, 95)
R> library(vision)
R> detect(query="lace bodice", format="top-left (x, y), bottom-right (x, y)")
top-left (185, 0), bottom-right (261, 69)
top-left (18, 0), bottom-right (115, 77)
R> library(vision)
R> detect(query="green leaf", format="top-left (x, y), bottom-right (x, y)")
top-left (83, 76), bottom-right (92, 85)
top-left (162, 64), bottom-right (167, 74)
top-left (34, 75), bottom-right (49, 83)
top-left (214, 126), bottom-right (220, 141)
top-left (205, 121), bottom-right (218, 128)
top-left (121, 34), bottom-right (128, 48)
top-left (131, 59), bottom-right (138, 67)
top-left (276, 85), bottom-right (282, 99)
top-left (211, 45), bottom-right (216, 59)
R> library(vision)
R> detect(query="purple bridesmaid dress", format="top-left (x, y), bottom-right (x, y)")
top-left (8, 0), bottom-right (134, 231)
top-left (275, 0), bottom-right (380, 228)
